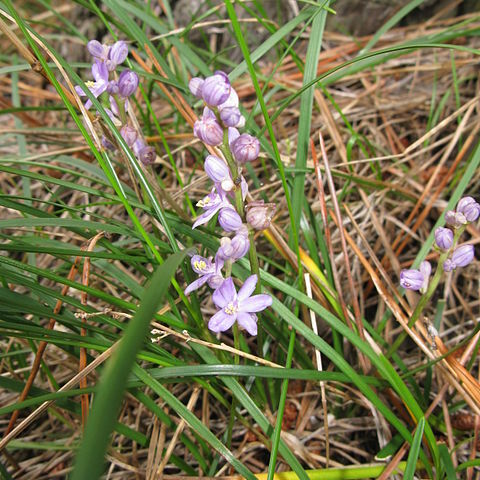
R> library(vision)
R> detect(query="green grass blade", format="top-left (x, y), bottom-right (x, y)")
top-left (70, 250), bottom-right (188, 480)
top-left (404, 417), bottom-right (425, 480)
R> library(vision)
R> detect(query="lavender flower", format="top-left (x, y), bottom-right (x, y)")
top-left (204, 155), bottom-right (234, 193)
top-left (231, 133), bottom-right (260, 163)
top-left (133, 138), bottom-right (156, 165)
top-left (118, 70), bottom-right (139, 98)
top-left (184, 255), bottom-right (223, 295)
top-left (75, 60), bottom-right (109, 109)
top-left (218, 208), bottom-right (243, 232)
top-left (107, 41), bottom-right (128, 71)
top-left (220, 106), bottom-right (243, 128)
top-left (246, 201), bottom-right (276, 231)
top-left (192, 189), bottom-right (234, 229)
top-left (87, 40), bottom-right (109, 62)
top-left (189, 77), bottom-right (204, 98)
top-left (444, 244), bottom-right (475, 271)
top-left (216, 229), bottom-right (250, 263)
top-left (400, 261), bottom-right (431, 292)
top-left (193, 107), bottom-right (223, 146)
top-left (202, 73), bottom-right (231, 107)
top-left (434, 227), bottom-right (453, 250)
top-left (209, 275), bottom-right (272, 336)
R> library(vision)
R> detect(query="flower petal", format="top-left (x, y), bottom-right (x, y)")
top-left (192, 207), bottom-right (219, 229)
top-left (237, 274), bottom-right (257, 302)
top-left (208, 310), bottom-right (236, 333)
top-left (184, 275), bottom-right (210, 295)
top-left (239, 294), bottom-right (272, 313)
top-left (236, 312), bottom-right (257, 336)
top-left (212, 277), bottom-right (236, 308)
top-left (204, 155), bottom-right (229, 183)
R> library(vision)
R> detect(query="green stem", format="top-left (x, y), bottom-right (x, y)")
top-left (113, 94), bottom-right (127, 125)
top-left (219, 134), bottom-right (261, 285)
top-left (387, 225), bottom-right (466, 358)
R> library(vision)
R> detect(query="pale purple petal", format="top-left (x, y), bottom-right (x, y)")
top-left (192, 207), bottom-right (219, 229)
top-left (236, 312), bottom-right (257, 336)
top-left (189, 77), bottom-right (204, 97)
top-left (75, 85), bottom-right (87, 96)
top-left (204, 155), bottom-right (229, 183)
top-left (399, 269), bottom-right (424, 290)
top-left (184, 275), bottom-right (210, 295)
top-left (109, 41), bottom-right (128, 67)
top-left (218, 87), bottom-right (239, 110)
top-left (218, 208), bottom-right (242, 232)
top-left (237, 274), bottom-right (258, 302)
top-left (92, 60), bottom-right (109, 82)
top-left (212, 277), bottom-right (236, 308)
top-left (208, 310), bottom-right (236, 333)
top-left (451, 244), bottom-right (475, 267)
top-left (87, 40), bottom-right (107, 60)
top-left (239, 294), bottom-right (272, 313)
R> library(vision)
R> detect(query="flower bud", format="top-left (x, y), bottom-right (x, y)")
top-left (445, 210), bottom-right (467, 228)
top-left (189, 77), bottom-right (204, 98)
top-left (107, 41), bottom-right (128, 70)
top-left (220, 106), bottom-right (243, 127)
top-left (443, 259), bottom-right (455, 272)
top-left (216, 231), bottom-right (250, 262)
top-left (434, 227), bottom-right (453, 250)
top-left (218, 208), bottom-right (242, 232)
top-left (101, 135), bottom-right (115, 151)
top-left (228, 127), bottom-right (240, 145)
top-left (246, 201), bottom-right (276, 231)
top-left (419, 261), bottom-right (431, 293)
top-left (457, 196), bottom-right (476, 212)
top-left (399, 268), bottom-right (424, 291)
top-left (451, 244), bottom-right (475, 268)
top-left (193, 107), bottom-right (223, 146)
top-left (118, 70), bottom-right (139, 97)
top-left (120, 124), bottom-right (138, 147)
top-left (231, 134), bottom-right (260, 163)
top-left (87, 40), bottom-right (108, 61)
top-left (202, 73), bottom-right (230, 107)
top-left (204, 155), bottom-right (229, 183)
top-left (133, 138), bottom-right (156, 165)
top-left (462, 202), bottom-right (480, 222)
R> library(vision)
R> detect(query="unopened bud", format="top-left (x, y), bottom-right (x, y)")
top-left (246, 201), bottom-right (276, 230)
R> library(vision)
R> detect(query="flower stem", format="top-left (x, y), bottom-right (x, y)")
top-left (219, 133), bottom-right (261, 286)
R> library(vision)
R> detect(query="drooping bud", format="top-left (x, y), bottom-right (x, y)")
top-left (107, 41), bottom-right (128, 71)
top-left (120, 124), bottom-right (138, 147)
top-left (231, 133), bottom-right (260, 163)
top-left (216, 228), bottom-right (250, 263)
top-left (218, 208), bottom-right (243, 232)
top-left (399, 268), bottom-right (424, 291)
top-left (451, 244), bottom-right (475, 268)
top-left (445, 210), bottom-right (467, 228)
top-left (118, 70), bottom-right (139, 97)
top-left (189, 77), bottom-right (204, 98)
top-left (202, 72), bottom-right (230, 107)
top-left (246, 201), bottom-right (276, 231)
top-left (133, 138), bottom-right (156, 165)
top-left (220, 106), bottom-right (244, 128)
top-left (87, 40), bottom-right (109, 61)
top-left (193, 107), bottom-right (223, 146)
top-left (434, 227), bottom-right (453, 250)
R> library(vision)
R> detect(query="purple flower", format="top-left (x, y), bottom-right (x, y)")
top-left (216, 228), bottom-right (250, 263)
top-left (121, 124), bottom-right (138, 147)
top-left (75, 60), bottom-right (109, 109)
top-left (133, 138), bottom-right (156, 165)
top-left (444, 244), bottom-right (475, 271)
top-left (209, 275), bottom-right (272, 336)
top-left (400, 261), bottom-right (431, 292)
top-left (231, 134), bottom-right (260, 164)
top-left (220, 106), bottom-right (244, 128)
top-left (435, 227), bottom-right (453, 250)
top-left (204, 155), bottom-right (234, 192)
top-left (184, 255), bottom-right (223, 295)
top-left (193, 107), bottom-right (223, 146)
top-left (218, 208), bottom-right (243, 232)
top-left (87, 40), bottom-right (109, 62)
top-left (457, 196), bottom-right (476, 213)
top-left (107, 80), bottom-right (119, 95)
top-left (107, 41), bottom-right (128, 71)
top-left (192, 189), bottom-right (233, 229)
top-left (101, 136), bottom-right (115, 151)
top-left (202, 72), bottom-right (231, 107)
top-left (189, 77), bottom-right (204, 98)
top-left (118, 70), bottom-right (139, 97)
top-left (246, 201), bottom-right (276, 231)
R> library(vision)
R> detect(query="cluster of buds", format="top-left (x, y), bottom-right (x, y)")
top-left (76, 40), bottom-right (156, 165)
top-left (400, 196), bottom-right (478, 292)
top-left (184, 71), bottom-right (274, 336)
